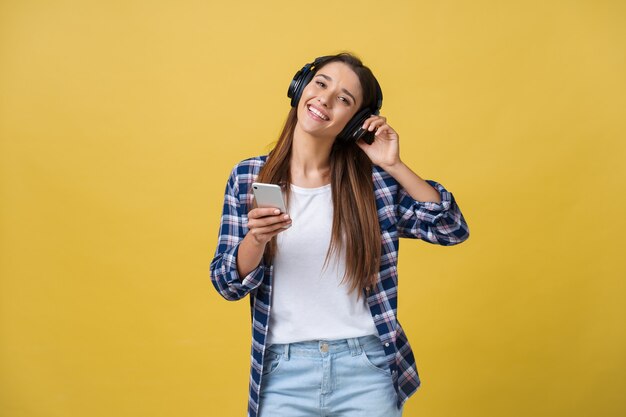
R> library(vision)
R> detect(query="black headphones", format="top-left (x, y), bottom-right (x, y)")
top-left (287, 55), bottom-right (383, 145)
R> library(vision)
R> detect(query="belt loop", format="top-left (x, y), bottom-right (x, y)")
top-left (347, 337), bottom-right (362, 356)
top-left (283, 343), bottom-right (290, 361)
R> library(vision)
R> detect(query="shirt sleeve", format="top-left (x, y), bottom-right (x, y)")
top-left (209, 165), bottom-right (266, 301)
top-left (395, 179), bottom-right (470, 245)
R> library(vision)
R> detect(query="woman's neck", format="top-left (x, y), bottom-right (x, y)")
top-left (290, 124), bottom-right (333, 187)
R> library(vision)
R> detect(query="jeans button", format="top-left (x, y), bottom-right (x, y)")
top-left (320, 343), bottom-right (329, 353)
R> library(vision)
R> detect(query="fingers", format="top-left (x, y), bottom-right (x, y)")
top-left (247, 207), bottom-right (292, 245)
top-left (248, 207), bottom-right (283, 219)
top-left (250, 219), bottom-right (291, 236)
top-left (362, 115), bottom-right (387, 132)
top-left (361, 115), bottom-right (398, 142)
top-left (261, 218), bottom-right (292, 235)
top-left (248, 214), bottom-right (291, 229)
top-left (248, 208), bottom-right (291, 225)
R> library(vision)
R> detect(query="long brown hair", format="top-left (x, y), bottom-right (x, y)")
top-left (254, 52), bottom-right (381, 301)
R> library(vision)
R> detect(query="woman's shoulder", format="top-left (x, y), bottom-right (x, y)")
top-left (229, 154), bottom-right (269, 176)
top-left (222, 155), bottom-right (268, 197)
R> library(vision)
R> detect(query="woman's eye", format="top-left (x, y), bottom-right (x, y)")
top-left (316, 81), bottom-right (325, 87)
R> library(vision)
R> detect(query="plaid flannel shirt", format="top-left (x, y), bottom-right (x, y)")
top-left (210, 155), bottom-right (470, 417)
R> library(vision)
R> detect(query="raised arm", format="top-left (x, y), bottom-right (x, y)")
top-left (358, 115), bottom-right (470, 246)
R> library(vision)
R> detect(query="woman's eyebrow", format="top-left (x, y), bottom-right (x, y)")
top-left (315, 73), bottom-right (357, 104)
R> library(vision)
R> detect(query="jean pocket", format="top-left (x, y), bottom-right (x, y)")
top-left (262, 349), bottom-right (283, 377)
top-left (359, 342), bottom-right (391, 376)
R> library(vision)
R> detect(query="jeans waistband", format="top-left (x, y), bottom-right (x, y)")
top-left (266, 334), bottom-right (381, 359)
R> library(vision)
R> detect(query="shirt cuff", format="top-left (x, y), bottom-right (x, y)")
top-left (406, 180), bottom-right (454, 225)
top-left (225, 242), bottom-right (266, 291)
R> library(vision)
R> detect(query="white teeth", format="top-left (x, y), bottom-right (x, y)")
top-left (308, 105), bottom-right (328, 120)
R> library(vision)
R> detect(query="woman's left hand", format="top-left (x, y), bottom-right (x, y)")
top-left (356, 115), bottom-right (401, 169)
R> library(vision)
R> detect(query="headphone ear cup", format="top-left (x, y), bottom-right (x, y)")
top-left (287, 68), bottom-right (303, 102)
top-left (291, 70), bottom-right (315, 108)
top-left (288, 64), bottom-right (312, 108)
top-left (289, 56), bottom-right (334, 108)
top-left (337, 108), bottom-right (373, 144)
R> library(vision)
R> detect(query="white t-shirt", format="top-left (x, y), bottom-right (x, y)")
top-left (266, 182), bottom-right (378, 344)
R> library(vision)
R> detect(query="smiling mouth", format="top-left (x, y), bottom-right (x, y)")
top-left (307, 105), bottom-right (329, 121)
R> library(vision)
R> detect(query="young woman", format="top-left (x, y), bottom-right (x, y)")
top-left (210, 52), bottom-right (470, 417)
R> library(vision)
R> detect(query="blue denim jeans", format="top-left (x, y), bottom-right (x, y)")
top-left (258, 334), bottom-right (403, 417)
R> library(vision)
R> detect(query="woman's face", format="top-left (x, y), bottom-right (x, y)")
top-left (296, 61), bottom-right (364, 140)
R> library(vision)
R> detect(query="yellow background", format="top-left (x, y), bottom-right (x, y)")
top-left (1, 0), bottom-right (625, 416)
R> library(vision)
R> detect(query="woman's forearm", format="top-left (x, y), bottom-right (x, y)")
top-left (236, 233), bottom-right (266, 279)
top-left (382, 161), bottom-right (441, 204)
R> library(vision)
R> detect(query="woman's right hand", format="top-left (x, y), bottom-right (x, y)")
top-left (246, 207), bottom-right (292, 246)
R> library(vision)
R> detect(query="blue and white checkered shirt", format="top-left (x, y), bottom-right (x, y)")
top-left (210, 155), bottom-right (470, 417)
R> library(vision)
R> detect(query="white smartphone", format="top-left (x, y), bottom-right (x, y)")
top-left (251, 182), bottom-right (288, 213)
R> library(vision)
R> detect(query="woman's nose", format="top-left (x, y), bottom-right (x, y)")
top-left (317, 94), bottom-right (329, 107)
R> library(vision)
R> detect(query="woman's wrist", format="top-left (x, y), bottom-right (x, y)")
top-left (245, 231), bottom-right (267, 248)
top-left (379, 159), bottom-right (405, 175)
